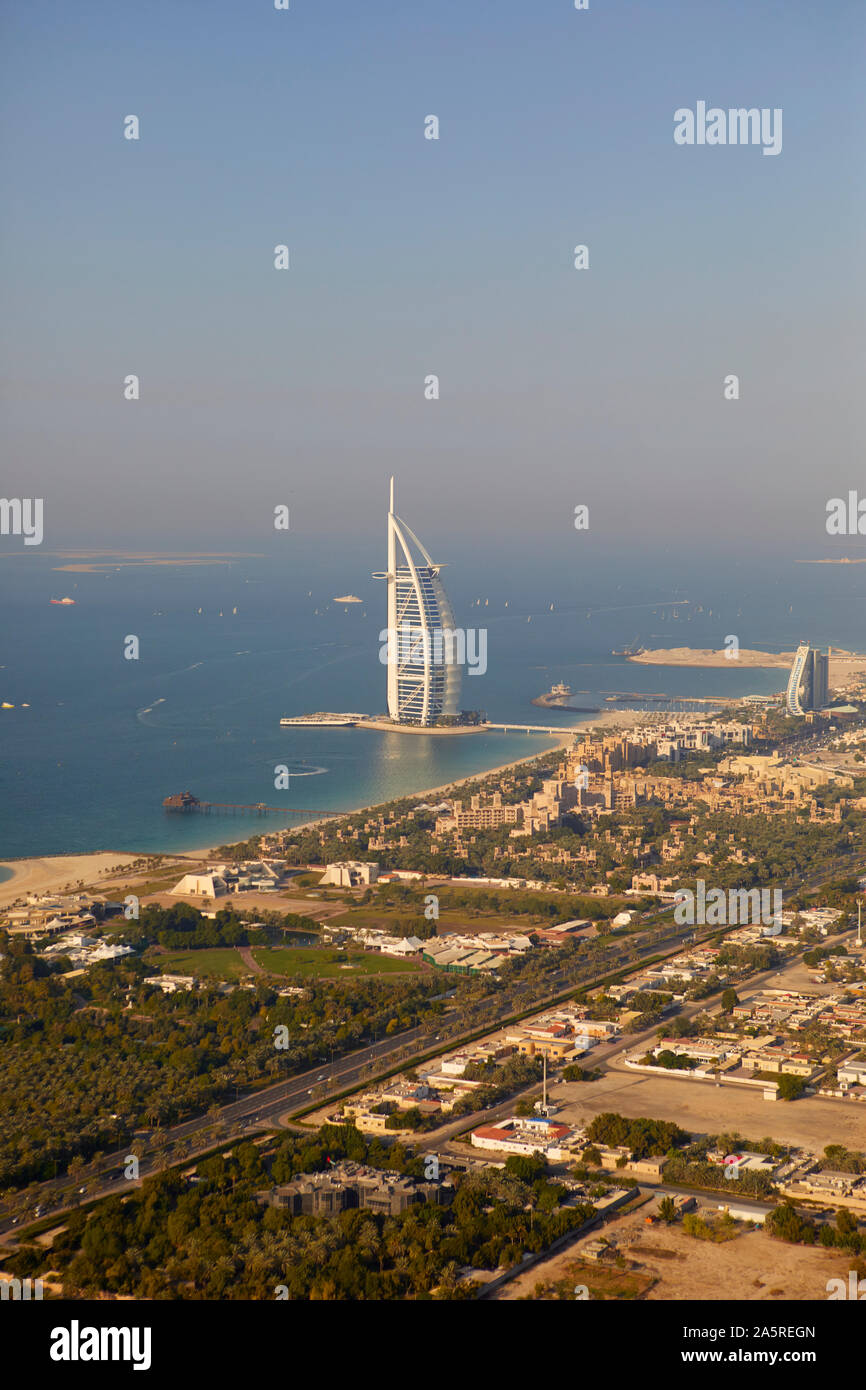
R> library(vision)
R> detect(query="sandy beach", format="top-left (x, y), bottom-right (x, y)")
top-left (0, 710), bottom-right (656, 906)
top-left (0, 852), bottom-right (154, 909)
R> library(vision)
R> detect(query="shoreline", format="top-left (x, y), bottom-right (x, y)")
top-left (629, 646), bottom-right (795, 669)
top-left (0, 710), bottom-right (656, 905)
top-left (629, 645), bottom-right (866, 689)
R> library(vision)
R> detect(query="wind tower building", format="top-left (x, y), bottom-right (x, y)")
top-left (372, 478), bottom-right (461, 725)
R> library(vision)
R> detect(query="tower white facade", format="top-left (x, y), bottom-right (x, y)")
top-left (372, 478), bottom-right (461, 725)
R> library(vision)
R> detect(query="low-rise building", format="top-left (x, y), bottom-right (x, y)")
top-left (319, 861), bottom-right (380, 887)
top-left (259, 1162), bottom-right (451, 1216)
top-left (471, 1115), bottom-right (573, 1158)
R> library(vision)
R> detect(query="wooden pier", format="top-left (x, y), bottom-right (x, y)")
top-left (162, 792), bottom-right (336, 816)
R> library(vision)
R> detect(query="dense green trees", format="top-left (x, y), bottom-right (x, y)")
top-left (585, 1112), bottom-right (687, 1159)
top-left (0, 948), bottom-right (446, 1188)
top-left (10, 1130), bottom-right (597, 1300)
top-left (766, 1201), bottom-right (816, 1245)
top-left (775, 1074), bottom-right (806, 1101)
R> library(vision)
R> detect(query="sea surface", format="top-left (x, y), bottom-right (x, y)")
top-left (0, 545), bottom-right (863, 858)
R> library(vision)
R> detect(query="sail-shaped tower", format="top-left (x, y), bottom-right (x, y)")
top-left (372, 478), bottom-right (461, 725)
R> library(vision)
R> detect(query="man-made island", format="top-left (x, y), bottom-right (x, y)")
top-left (628, 646), bottom-right (866, 690)
top-left (532, 682), bottom-right (600, 714)
top-left (628, 647), bottom-right (794, 669)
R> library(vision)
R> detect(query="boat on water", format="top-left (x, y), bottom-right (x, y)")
top-left (50, 597), bottom-right (75, 605)
top-left (334, 594), bottom-right (362, 604)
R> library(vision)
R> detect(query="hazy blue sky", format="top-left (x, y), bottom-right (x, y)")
top-left (2, 0), bottom-right (864, 558)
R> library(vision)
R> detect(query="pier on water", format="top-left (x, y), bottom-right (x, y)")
top-left (162, 792), bottom-right (335, 817)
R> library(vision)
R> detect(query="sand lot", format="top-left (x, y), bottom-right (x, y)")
top-left (0, 853), bottom-right (147, 908)
top-left (552, 1069), bottom-right (866, 1151)
top-left (495, 1205), bottom-right (854, 1302)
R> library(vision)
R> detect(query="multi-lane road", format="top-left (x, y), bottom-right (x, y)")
top-left (2, 872), bottom-right (860, 1240)
top-left (0, 916), bottom-right (712, 1236)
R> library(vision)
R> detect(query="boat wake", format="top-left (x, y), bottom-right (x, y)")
top-left (136, 698), bottom-right (167, 722)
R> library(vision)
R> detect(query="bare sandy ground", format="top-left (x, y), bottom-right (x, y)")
top-left (495, 1204), bottom-right (854, 1301)
top-left (0, 853), bottom-right (147, 909)
top-left (631, 647), bottom-right (795, 669)
top-left (552, 1068), bottom-right (866, 1151)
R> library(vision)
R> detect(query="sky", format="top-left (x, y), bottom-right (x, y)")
top-left (1, 0), bottom-right (864, 561)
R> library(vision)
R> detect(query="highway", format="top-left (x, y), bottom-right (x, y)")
top-left (2, 863), bottom-right (860, 1240)
top-left (0, 914), bottom-right (720, 1236)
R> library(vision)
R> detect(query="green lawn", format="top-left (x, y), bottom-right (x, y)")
top-left (330, 907), bottom-right (540, 933)
top-left (150, 944), bottom-right (421, 982)
top-left (153, 948), bottom-right (252, 979)
top-left (252, 946), bottom-right (419, 978)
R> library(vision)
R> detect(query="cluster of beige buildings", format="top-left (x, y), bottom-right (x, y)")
top-left (719, 750), bottom-right (855, 798)
top-left (780, 1166), bottom-right (866, 1213)
top-left (434, 780), bottom-right (578, 839)
top-left (422, 725), bottom-right (860, 890)
top-left (622, 980), bottom-right (866, 1099)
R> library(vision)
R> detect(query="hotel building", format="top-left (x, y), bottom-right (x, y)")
top-left (786, 644), bottom-right (829, 715)
top-left (372, 478), bottom-right (461, 725)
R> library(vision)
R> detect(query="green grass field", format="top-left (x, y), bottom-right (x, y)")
top-left (252, 946), bottom-right (419, 978)
top-left (329, 907), bottom-right (539, 933)
top-left (153, 948), bottom-right (252, 979)
top-left (151, 944), bottom-right (420, 982)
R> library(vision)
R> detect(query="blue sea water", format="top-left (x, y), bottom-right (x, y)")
top-left (0, 544), bottom-right (862, 858)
